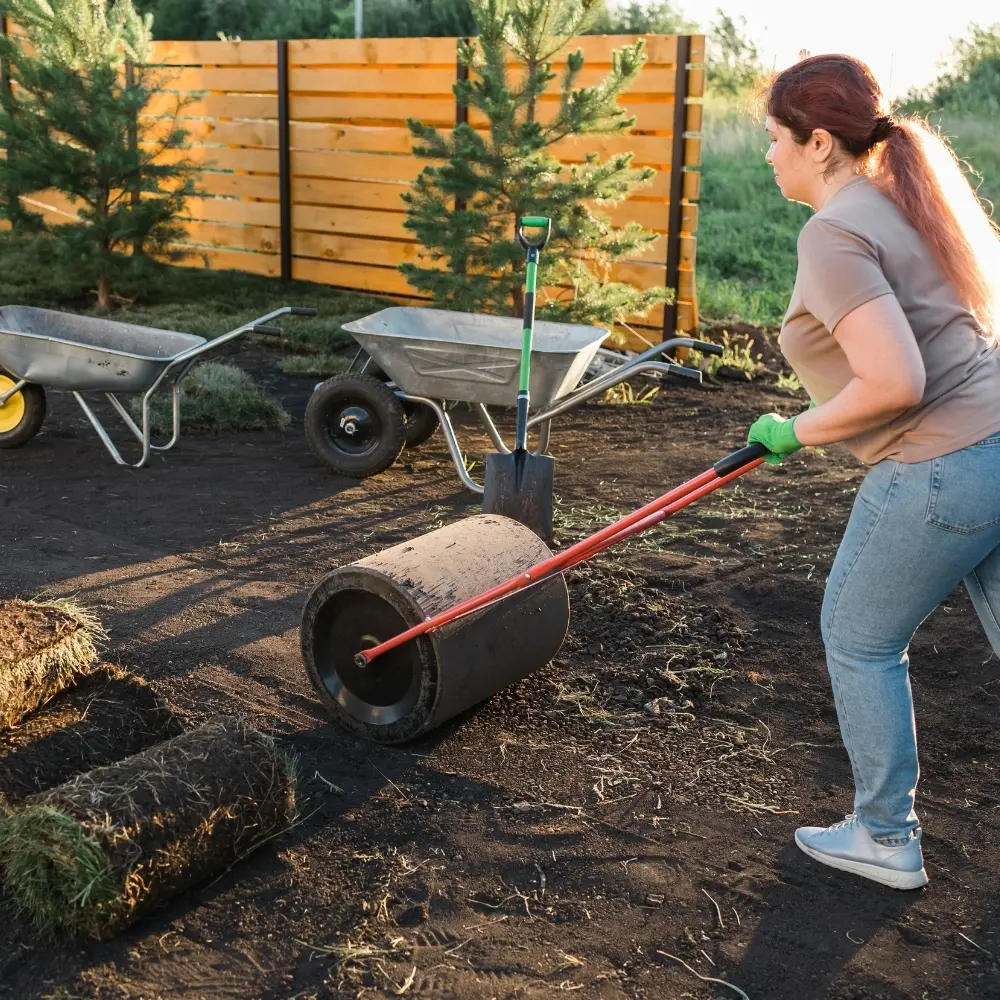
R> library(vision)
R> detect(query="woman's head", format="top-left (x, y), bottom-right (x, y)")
top-left (763, 55), bottom-right (893, 205)
top-left (762, 54), bottom-right (999, 337)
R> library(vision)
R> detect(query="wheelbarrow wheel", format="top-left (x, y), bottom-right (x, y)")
top-left (305, 373), bottom-right (406, 478)
top-left (0, 369), bottom-right (46, 450)
top-left (402, 400), bottom-right (439, 450)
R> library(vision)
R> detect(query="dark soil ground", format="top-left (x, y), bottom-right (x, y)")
top-left (0, 342), bottom-right (997, 1000)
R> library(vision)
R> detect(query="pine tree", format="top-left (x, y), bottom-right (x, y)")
top-left (400, 0), bottom-right (670, 333)
top-left (0, 0), bottom-right (198, 310)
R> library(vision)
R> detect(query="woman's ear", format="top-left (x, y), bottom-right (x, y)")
top-left (809, 128), bottom-right (836, 164)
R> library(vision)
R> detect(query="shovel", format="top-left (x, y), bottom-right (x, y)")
top-left (482, 216), bottom-right (555, 540)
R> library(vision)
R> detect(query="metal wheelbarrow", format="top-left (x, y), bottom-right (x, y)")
top-left (0, 305), bottom-right (317, 468)
top-left (303, 306), bottom-right (723, 493)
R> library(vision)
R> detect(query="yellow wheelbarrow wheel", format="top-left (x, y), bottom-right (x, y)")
top-left (0, 369), bottom-right (46, 449)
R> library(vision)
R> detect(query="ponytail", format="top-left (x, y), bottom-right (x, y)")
top-left (875, 120), bottom-right (1000, 340)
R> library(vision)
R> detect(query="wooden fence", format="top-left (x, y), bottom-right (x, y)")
top-left (1, 31), bottom-right (705, 344)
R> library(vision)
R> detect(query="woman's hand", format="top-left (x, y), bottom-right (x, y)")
top-left (793, 295), bottom-right (926, 447)
top-left (747, 412), bottom-right (804, 464)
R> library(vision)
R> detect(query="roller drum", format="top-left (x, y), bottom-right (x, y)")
top-left (301, 514), bottom-right (570, 743)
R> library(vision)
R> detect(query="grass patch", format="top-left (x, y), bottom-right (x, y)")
top-left (142, 362), bottom-right (290, 434)
top-left (281, 353), bottom-right (353, 377)
top-left (0, 717), bottom-right (297, 938)
top-left (0, 599), bottom-right (105, 732)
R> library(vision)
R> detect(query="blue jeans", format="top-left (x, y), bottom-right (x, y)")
top-left (821, 431), bottom-right (1000, 844)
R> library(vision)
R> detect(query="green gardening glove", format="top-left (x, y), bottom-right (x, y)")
top-left (747, 412), bottom-right (803, 465)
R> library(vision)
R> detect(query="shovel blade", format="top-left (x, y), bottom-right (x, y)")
top-left (482, 450), bottom-right (555, 541)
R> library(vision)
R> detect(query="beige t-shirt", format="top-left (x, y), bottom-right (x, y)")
top-left (778, 176), bottom-right (1000, 465)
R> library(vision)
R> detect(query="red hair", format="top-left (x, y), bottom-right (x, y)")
top-left (767, 54), bottom-right (1000, 338)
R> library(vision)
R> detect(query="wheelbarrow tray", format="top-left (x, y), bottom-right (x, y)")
top-left (343, 307), bottom-right (607, 409)
top-left (0, 306), bottom-right (206, 393)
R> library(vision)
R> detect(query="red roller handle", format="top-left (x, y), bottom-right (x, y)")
top-left (353, 445), bottom-right (767, 668)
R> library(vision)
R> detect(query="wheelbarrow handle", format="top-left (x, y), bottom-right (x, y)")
top-left (517, 216), bottom-right (552, 251)
top-left (290, 307), bottom-right (319, 316)
top-left (252, 324), bottom-right (284, 336)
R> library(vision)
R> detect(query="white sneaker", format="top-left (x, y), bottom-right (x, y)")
top-left (794, 814), bottom-right (928, 890)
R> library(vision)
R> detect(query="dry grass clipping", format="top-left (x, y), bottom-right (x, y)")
top-left (0, 664), bottom-right (184, 811)
top-left (0, 716), bottom-right (297, 938)
top-left (0, 598), bottom-right (105, 730)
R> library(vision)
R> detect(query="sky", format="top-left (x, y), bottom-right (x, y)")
top-left (679, 0), bottom-right (997, 97)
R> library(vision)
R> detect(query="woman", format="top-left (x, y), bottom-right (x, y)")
top-left (745, 55), bottom-right (1000, 890)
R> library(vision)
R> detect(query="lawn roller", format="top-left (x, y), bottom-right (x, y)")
top-left (301, 441), bottom-right (769, 744)
top-left (0, 305), bottom-right (317, 467)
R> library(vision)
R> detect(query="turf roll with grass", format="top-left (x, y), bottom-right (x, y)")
top-left (0, 599), bottom-right (105, 731)
top-left (0, 665), bottom-right (184, 809)
top-left (0, 716), bottom-right (297, 938)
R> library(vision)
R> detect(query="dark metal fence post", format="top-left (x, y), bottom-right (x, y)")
top-left (454, 37), bottom-right (469, 213)
top-left (663, 34), bottom-right (692, 340)
top-left (277, 38), bottom-right (292, 282)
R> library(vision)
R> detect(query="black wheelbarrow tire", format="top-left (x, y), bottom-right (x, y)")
top-left (305, 373), bottom-right (406, 478)
top-left (0, 369), bottom-right (46, 450)
top-left (402, 400), bottom-right (439, 450)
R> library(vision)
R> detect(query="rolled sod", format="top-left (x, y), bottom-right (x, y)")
top-left (0, 665), bottom-right (184, 810)
top-left (0, 599), bottom-right (104, 730)
top-left (0, 716), bottom-right (297, 938)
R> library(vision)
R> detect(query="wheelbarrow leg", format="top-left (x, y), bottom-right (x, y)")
top-left (531, 420), bottom-right (552, 458)
top-left (72, 392), bottom-right (152, 468)
top-left (397, 392), bottom-right (484, 495)
top-left (473, 404), bottom-right (510, 455)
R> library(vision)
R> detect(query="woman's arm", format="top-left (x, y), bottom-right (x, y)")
top-left (792, 294), bottom-right (926, 447)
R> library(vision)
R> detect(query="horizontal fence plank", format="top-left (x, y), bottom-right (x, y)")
top-left (150, 39), bottom-right (277, 66)
top-left (196, 172), bottom-right (281, 201)
top-left (165, 66), bottom-right (280, 94)
top-left (292, 177), bottom-right (408, 211)
top-left (289, 66), bottom-right (456, 95)
top-left (291, 203), bottom-right (408, 240)
top-left (185, 197), bottom-right (280, 226)
top-left (293, 256), bottom-right (424, 297)
top-left (171, 245), bottom-right (281, 277)
top-left (289, 94), bottom-right (455, 125)
top-left (468, 97), bottom-right (677, 132)
top-left (288, 37), bottom-right (458, 66)
top-left (547, 34), bottom-right (679, 65)
top-left (145, 92), bottom-right (458, 126)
